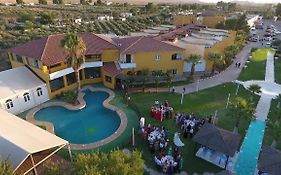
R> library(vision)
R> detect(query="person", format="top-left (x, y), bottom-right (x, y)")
top-left (235, 62), bottom-right (238, 68)
top-left (238, 62), bottom-right (241, 68)
top-left (139, 116), bottom-right (145, 129)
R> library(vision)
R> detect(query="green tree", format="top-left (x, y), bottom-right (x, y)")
top-left (80, 0), bottom-right (86, 5)
top-left (53, 0), bottom-right (63, 4)
top-left (43, 161), bottom-right (66, 175)
top-left (18, 13), bottom-right (35, 23)
top-left (96, 0), bottom-right (103, 5)
top-left (276, 3), bottom-right (281, 16)
top-left (72, 150), bottom-right (144, 175)
top-left (38, 0), bottom-right (47, 5)
top-left (61, 33), bottom-right (86, 98)
top-left (40, 12), bottom-right (57, 25)
top-left (276, 94), bottom-right (281, 108)
top-left (154, 75), bottom-right (160, 93)
top-left (0, 158), bottom-right (13, 175)
top-left (228, 97), bottom-right (256, 133)
top-left (185, 54), bottom-right (201, 80)
top-left (165, 72), bottom-right (173, 88)
top-left (16, 0), bottom-right (23, 4)
top-left (268, 119), bottom-right (281, 147)
top-left (248, 84), bottom-right (261, 101)
top-left (141, 68), bottom-right (149, 92)
top-left (208, 52), bottom-right (223, 75)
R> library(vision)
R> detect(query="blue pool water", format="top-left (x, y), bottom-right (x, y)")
top-left (35, 90), bottom-right (121, 144)
top-left (233, 120), bottom-right (265, 175)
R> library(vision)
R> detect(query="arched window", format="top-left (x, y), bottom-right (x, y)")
top-left (5, 99), bottom-right (13, 109)
top-left (37, 88), bottom-right (43, 97)
top-left (23, 93), bottom-right (30, 102)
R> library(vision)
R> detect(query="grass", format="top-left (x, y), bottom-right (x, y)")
top-left (238, 48), bottom-right (273, 81)
top-left (129, 83), bottom-right (259, 174)
top-left (275, 57), bottom-right (281, 84)
top-left (263, 99), bottom-right (281, 150)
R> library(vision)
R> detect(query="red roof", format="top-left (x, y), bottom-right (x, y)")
top-left (112, 36), bottom-right (184, 54)
top-left (102, 62), bottom-right (121, 77)
top-left (7, 33), bottom-right (117, 66)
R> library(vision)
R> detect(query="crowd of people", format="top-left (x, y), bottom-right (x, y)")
top-left (151, 100), bottom-right (174, 121)
top-left (139, 116), bottom-right (184, 174)
top-left (175, 113), bottom-right (212, 138)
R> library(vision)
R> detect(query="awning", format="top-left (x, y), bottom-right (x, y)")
top-left (0, 109), bottom-right (69, 174)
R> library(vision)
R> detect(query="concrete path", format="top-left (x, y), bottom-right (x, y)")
top-left (255, 94), bottom-right (272, 121)
top-left (265, 52), bottom-right (275, 82)
top-left (174, 43), bottom-right (259, 94)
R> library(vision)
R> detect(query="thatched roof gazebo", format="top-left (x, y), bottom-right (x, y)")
top-left (192, 123), bottom-right (241, 168)
top-left (258, 145), bottom-right (281, 174)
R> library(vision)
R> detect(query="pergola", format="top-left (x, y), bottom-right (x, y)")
top-left (0, 109), bottom-right (72, 175)
top-left (258, 145), bottom-right (281, 174)
top-left (193, 123), bottom-right (241, 169)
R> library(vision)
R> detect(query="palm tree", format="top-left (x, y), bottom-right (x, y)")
top-left (248, 84), bottom-right (261, 101)
top-left (61, 33), bottom-right (86, 97)
top-left (276, 94), bottom-right (281, 108)
top-left (268, 119), bottom-right (281, 147)
top-left (208, 52), bottom-right (223, 75)
top-left (228, 97), bottom-right (256, 133)
top-left (184, 54), bottom-right (201, 80)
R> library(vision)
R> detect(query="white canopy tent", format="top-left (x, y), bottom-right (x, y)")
top-left (0, 109), bottom-right (71, 175)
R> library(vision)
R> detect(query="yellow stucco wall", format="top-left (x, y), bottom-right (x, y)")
top-left (101, 69), bottom-right (115, 89)
top-left (129, 51), bottom-right (184, 75)
top-left (173, 15), bottom-right (198, 26)
top-left (204, 31), bottom-right (237, 71)
top-left (102, 49), bottom-right (120, 62)
top-left (202, 16), bottom-right (226, 28)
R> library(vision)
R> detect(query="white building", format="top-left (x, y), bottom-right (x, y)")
top-left (0, 66), bottom-right (49, 114)
top-left (120, 12), bottom-right (133, 18)
top-left (97, 15), bottom-right (113, 21)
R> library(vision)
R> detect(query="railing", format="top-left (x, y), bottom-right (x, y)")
top-left (118, 61), bottom-right (136, 69)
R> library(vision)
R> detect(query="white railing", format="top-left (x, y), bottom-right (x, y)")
top-left (118, 61), bottom-right (136, 69)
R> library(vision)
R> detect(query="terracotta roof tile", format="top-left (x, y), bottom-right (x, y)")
top-left (102, 62), bottom-right (121, 77)
top-left (112, 36), bottom-right (184, 54)
top-left (7, 33), bottom-right (118, 66)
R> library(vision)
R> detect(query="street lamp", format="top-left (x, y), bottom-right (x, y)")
top-left (180, 87), bottom-right (185, 105)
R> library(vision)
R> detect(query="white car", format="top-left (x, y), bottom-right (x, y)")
top-left (264, 37), bottom-right (272, 41)
top-left (266, 42), bottom-right (271, 47)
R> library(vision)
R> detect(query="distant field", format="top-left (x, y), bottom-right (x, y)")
top-left (0, 0), bottom-right (197, 5)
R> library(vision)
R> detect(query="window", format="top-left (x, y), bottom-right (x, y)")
top-left (172, 69), bottom-right (178, 75)
top-left (125, 54), bottom-right (132, 63)
top-left (5, 99), bottom-right (13, 109)
top-left (85, 54), bottom-right (102, 60)
top-left (155, 55), bottom-right (160, 61)
top-left (23, 93), bottom-right (30, 102)
top-left (37, 88), bottom-right (43, 96)
top-left (85, 68), bottom-right (101, 79)
top-left (16, 55), bottom-right (23, 63)
top-left (171, 54), bottom-right (182, 60)
top-left (50, 77), bottom-right (64, 92)
top-left (105, 75), bottom-right (112, 83)
top-left (66, 72), bottom-right (76, 85)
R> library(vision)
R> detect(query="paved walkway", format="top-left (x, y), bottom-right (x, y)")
top-left (265, 51), bottom-right (275, 82)
top-left (255, 94), bottom-right (272, 121)
top-left (174, 43), bottom-right (259, 94)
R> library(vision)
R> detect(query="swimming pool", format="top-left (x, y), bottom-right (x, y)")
top-left (35, 90), bottom-right (121, 144)
top-left (233, 120), bottom-right (265, 175)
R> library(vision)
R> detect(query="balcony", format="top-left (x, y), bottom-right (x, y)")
top-left (49, 62), bottom-right (103, 80)
top-left (118, 61), bottom-right (136, 69)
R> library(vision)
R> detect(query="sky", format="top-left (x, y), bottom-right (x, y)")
top-left (200, 0), bottom-right (280, 3)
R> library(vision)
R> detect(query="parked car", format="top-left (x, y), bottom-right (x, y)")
top-left (264, 37), bottom-right (272, 41)
top-left (266, 42), bottom-right (271, 47)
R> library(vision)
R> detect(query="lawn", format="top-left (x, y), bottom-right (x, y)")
top-left (263, 99), bottom-right (281, 150)
top-left (275, 57), bottom-right (281, 84)
top-left (129, 83), bottom-right (259, 174)
top-left (238, 48), bottom-right (273, 81)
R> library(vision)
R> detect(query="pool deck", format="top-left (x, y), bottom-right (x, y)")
top-left (26, 86), bottom-right (128, 150)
